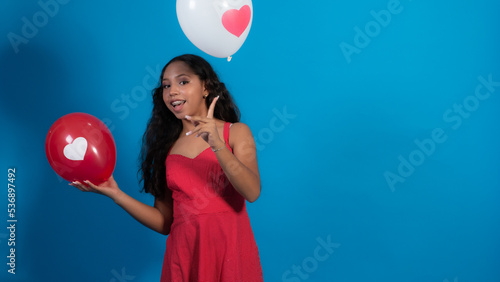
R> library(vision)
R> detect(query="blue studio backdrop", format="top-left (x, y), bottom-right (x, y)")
top-left (1, 1), bottom-right (500, 281)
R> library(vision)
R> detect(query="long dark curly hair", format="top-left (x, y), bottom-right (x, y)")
top-left (139, 54), bottom-right (240, 199)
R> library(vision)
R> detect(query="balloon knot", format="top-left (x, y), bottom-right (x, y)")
top-left (227, 56), bottom-right (232, 62)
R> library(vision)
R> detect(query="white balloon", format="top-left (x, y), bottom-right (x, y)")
top-left (176, 0), bottom-right (253, 59)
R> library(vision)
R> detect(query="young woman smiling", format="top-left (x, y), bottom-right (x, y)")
top-left (71, 54), bottom-right (263, 281)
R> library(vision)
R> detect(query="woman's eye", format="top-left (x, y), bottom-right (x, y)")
top-left (180, 80), bottom-right (189, 85)
top-left (163, 84), bottom-right (170, 89)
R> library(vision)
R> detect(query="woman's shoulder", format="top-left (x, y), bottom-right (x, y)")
top-left (227, 122), bottom-right (254, 147)
top-left (228, 121), bottom-right (251, 133)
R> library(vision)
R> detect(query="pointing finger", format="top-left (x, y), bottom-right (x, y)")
top-left (207, 96), bottom-right (219, 118)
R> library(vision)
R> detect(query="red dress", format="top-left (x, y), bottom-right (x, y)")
top-left (161, 122), bottom-right (263, 282)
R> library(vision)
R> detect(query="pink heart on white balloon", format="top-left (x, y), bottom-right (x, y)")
top-left (221, 5), bottom-right (251, 38)
top-left (63, 137), bottom-right (88, 161)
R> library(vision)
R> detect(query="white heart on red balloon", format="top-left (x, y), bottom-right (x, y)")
top-left (221, 5), bottom-right (251, 38)
top-left (63, 137), bottom-right (88, 161)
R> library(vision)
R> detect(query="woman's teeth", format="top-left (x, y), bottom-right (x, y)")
top-left (171, 100), bottom-right (186, 108)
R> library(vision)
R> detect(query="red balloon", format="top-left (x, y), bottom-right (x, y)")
top-left (45, 113), bottom-right (116, 184)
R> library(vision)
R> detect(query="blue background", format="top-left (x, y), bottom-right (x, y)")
top-left (1, 0), bottom-right (500, 281)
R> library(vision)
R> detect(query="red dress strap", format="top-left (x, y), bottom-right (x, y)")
top-left (223, 122), bottom-right (233, 152)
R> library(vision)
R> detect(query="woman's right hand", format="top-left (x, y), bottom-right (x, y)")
top-left (69, 175), bottom-right (122, 201)
top-left (70, 175), bottom-right (172, 234)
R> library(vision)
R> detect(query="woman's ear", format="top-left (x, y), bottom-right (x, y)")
top-left (203, 83), bottom-right (209, 97)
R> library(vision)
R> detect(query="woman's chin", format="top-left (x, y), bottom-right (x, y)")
top-left (167, 107), bottom-right (187, 119)
top-left (173, 111), bottom-right (189, 120)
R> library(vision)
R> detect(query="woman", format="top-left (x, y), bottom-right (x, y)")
top-left (71, 54), bottom-right (263, 281)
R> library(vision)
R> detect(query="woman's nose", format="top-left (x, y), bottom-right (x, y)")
top-left (169, 84), bottom-right (179, 96)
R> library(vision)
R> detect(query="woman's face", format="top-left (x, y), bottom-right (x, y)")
top-left (162, 61), bottom-right (208, 119)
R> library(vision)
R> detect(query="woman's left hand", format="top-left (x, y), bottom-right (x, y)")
top-left (185, 96), bottom-right (224, 149)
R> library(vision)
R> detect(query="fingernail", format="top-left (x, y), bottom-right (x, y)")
top-left (216, 95), bottom-right (220, 99)
top-left (185, 115), bottom-right (191, 119)
top-left (186, 131), bottom-right (192, 136)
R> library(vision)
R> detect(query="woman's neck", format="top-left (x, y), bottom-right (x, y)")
top-left (179, 107), bottom-right (208, 134)
top-left (180, 119), bottom-right (195, 135)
